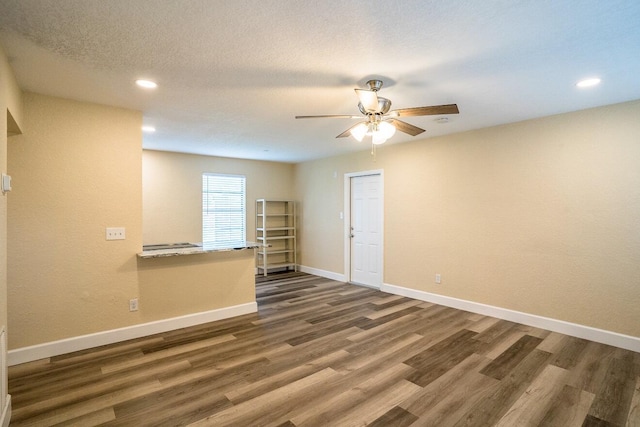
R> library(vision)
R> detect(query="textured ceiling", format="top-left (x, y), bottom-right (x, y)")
top-left (1, 0), bottom-right (639, 163)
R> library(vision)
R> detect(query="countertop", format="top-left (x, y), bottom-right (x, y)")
top-left (137, 242), bottom-right (261, 258)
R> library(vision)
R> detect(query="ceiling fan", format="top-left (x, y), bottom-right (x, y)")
top-left (295, 79), bottom-right (459, 145)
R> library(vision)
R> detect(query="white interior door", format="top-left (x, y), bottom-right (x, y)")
top-left (350, 174), bottom-right (382, 288)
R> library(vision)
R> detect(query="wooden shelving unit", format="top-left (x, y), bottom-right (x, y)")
top-left (256, 199), bottom-right (296, 276)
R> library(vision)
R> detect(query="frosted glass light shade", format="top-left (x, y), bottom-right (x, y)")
top-left (350, 123), bottom-right (369, 142)
top-left (378, 121), bottom-right (396, 139)
top-left (372, 132), bottom-right (387, 145)
top-left (354, 89), bottom-right (378, 112)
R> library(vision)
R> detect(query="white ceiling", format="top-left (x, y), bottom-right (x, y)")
top-left (1, 0), bottom-right (639, 163)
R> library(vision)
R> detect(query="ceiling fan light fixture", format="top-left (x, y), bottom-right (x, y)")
top-left (350, 122), bottom-right (369, 142)
top-left (378, 121), bottom-right (396, 139)
top-left (297, 79), bottom-right (458, 148)
top-left (355, 89), bottom-right (379, 112)
top-left (372, 132), bottom-right (387, 145)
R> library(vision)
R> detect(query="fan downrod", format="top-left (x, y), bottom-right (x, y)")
top-left (366, 80), bottom-right (383, 92)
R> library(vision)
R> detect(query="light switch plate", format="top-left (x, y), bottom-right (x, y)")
top-left (106, 227), bottom-right (126, 240)
top-left (1, 173), bottom-right (11, 193)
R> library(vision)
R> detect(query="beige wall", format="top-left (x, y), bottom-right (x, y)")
top-left (1, 45), bottom-right (23, 138)
top-left (1, 43), bottom-right (22, 412)
top-left (7, 93), bottom-right (143, 349)
top-left (7, 107), bottom-right (279, 351)
top-left (295, 99), bottom-right (640, 338)
top-left (1, 43), bottom-right (23, 332)
top-left (143, 150), bottom-right (294, 244)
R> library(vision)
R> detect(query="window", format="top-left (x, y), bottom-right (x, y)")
top-left (202, 173), bottom-right (246, 246)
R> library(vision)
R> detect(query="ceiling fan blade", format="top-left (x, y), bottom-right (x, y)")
top-left (387, 119), bottom-right (425, 136)
top-left (336, 121), bottom-right (367, 138)
top-left (295, 114), bottom-right (361, 119)
top-left (390, 104), bottom-right (459, 117)
top-left (354, 89), bottom-right (379, 113)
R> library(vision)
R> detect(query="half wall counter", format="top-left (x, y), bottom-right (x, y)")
top-left (136, 241), bottom-right (260, 324)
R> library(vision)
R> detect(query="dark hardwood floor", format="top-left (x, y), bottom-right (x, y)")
top-left (8, 272), bottom-right (640, 426)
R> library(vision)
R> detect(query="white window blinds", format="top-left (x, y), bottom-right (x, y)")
top-left (202, 173), bottom-right (246, 246)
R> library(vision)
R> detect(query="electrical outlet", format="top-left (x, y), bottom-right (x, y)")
top-left (129, 298), bottom-right (139, 312)
top-left (435, 274), bottom-right (441, 284)
top-left (106, 227), bottom-right (126, 240)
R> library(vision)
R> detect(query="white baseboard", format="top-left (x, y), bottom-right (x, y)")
top-left (8, 302), bottom-right (258, 366)
top-left (382, 282), bottom-right (640, 353)
top-left (298, 265), bottom-right (346, 282)
top-left (1, 395), bottom-right (10, 427)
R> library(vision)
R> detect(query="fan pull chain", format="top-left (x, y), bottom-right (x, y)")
top-left (371, 142), bottom-right (377, 162)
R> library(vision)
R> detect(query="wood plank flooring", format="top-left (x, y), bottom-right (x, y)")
top-left (8, 272), bottom-right (640, 426)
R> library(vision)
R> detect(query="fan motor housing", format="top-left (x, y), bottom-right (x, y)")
top-left (358, 97), bottom-right (391, 115)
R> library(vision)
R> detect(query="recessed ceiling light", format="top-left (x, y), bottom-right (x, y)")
top-left (142, 125), bottom-right (156, 133)
top-left (135, 79), bottom-right (157, 89)
top-left (576, 78), bottom-right (601, 88)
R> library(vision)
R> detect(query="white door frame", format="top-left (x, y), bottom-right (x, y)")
top-left (343, 169), bottom-right (384, 287)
